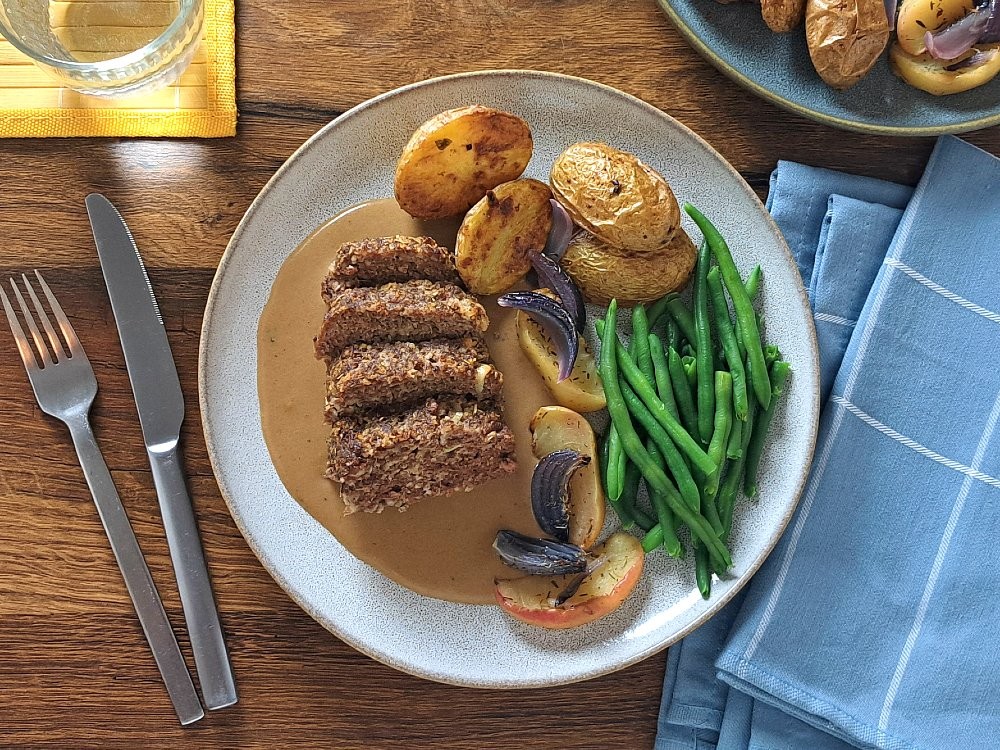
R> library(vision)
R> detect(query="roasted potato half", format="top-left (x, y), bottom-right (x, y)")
top-left (761, 0), bottom-right (806, 32)
top-left (560, 229), bottom-right (697, 306)
top-left (896, 0), bottom-right (976, 56)
top-left (550, 142), bottom-right (680, 255)
top-left (890, 43), bottom-right (1000, 94)
top-left (394, 106), bottom-right (533, 220)
top-left (455, 179), bottom-right (552, 294)
top-left (805, 0), bottom-right (890, 89)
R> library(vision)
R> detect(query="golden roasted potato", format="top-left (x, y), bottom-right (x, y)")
top-left (550, 142), bottom-right (680, 255)
top-left (455, 179), bottom-right (552, 294)
top-left (890, 43), bottom-right (1000, 94)
top-left (515, 310), bottom-right (607, 413)
top-left (761, 0), bottom-right (806, 31)
top-left (394, 106), bottom-right (533, 220)
top-left (805, 0), bottom-right (890, 89)
top-left (560, 229), bottom-right (697, 306)
top-left (896, 0), bottom-right (975, 56)
top-left (529, 406), bottom-right (606, 550)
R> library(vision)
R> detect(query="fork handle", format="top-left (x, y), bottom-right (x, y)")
top-left (148, 443), bottom-right (238, 711)
top-left (66, 416), bottom-right (204, 726)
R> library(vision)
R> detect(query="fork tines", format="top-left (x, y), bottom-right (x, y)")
top-left (1, 271), bottom-right (81, 369)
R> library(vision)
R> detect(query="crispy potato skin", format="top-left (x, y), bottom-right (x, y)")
top-left (550, 142), bottom-right (680, 255)
top-left (761, 0), bottom-right (806, 31)
top-left (560, 229), bottom-right (697, 306)
top-left (890, 43), bottom-right (1000, 94)
top-left (455, 178), bottom-right (552, 294)
top-left (805, 0), bottom-right (890, 89)
top-left (394, 106), bottom-right (533, 220)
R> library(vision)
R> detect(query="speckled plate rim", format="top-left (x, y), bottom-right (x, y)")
top-left (654, 0), bottom-right (1000, 137)
top-left (199, 69), bottom-right (820, 688)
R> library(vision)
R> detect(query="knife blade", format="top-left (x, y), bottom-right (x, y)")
top-left (86, 193), bottom-right (238, 711)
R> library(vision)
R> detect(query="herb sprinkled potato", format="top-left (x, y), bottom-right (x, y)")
top-left (560, 229), bottom-right (697, 306)
top-left (550, 142), bottom-right (680, 255)
top-left (455, 178), bottom-right (553, 294)
top-left (394, 106), bottom-right (533, 220)
top-left (890, 43), bottom-right (1000, 95)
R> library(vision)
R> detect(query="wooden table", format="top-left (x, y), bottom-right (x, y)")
top-left (2, 1), bottom-right (999, 747)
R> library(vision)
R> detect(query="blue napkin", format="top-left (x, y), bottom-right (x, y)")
top-left (658, 136), bottom-right (1000, 750)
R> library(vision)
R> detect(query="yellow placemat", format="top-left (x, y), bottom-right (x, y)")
top-left (0, 0), bottom-right (235, 138)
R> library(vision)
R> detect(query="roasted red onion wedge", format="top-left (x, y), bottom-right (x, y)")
top-left (544, 198), bottom-right (576, 259)
top-left (498, 291), bottom-right (579, 381)
top-left (925, 5), bottom-right (992, 60)
top-left (529, 250), bottom-right (587, 332)
top-left (493, 530), bottom-right (589, 575)
top-left (531, 449), bottom-right (591, 542)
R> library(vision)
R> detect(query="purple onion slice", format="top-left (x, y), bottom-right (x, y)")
top-left (544, 199), bottom-right (576, 259)
top-left (979, 0), bottom-right (1000, 42)
top-left (885, 0), bottom-right (898, 29)
top-left (493, 530), bottom-right (588, 576)
top-left (529, 250), bottom-right (586, 332)
top-left (945, 48), bottom-right (999, 69)
top-left (531, 449), bottom-right (590, 542)
top-left (925, 6), bottom-right (992, 60)
top-left (498, 291), bottom-right (579, 381)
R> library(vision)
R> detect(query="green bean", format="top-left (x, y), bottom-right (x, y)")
top-left (597, 320), bottom-right (717, 476)
top-left (746, 265), bottom-right (763, 300)
top-left (693, 241), bottom-right (715, 444)
top-left (648, 334), bottom-right (679, 421)
top-left (707, 267), bottom-right (749, 421)
top-left (601, 429), bottom-right (634, 527)
top-left (718, 392), bottom-right (757, 539)
top-left (645, 441), bottom-right (684, 557)
top-left (685, 204), bottom-right (771, 411)
top-left (647, 294), bottom-right (673, 329)
top-left (598, 302), bottom-right (732, 570)
top-left (666, 318), bottom-right (681, 350)
top-left (621, 460), bottom-right (656, 531)
top-left (681, 342), bottom-right (696, 359)
top-left (632, 305), bottom-right (654, 381)
top-left (668, 347), bottom-right (700, 439)
top-left (744, 361), bottom-right (791, 499)
top-left (665, 296), bottom-right (697, 346)
top-left (726, 414), bottom-right (743, 460)
top-left (605, 424), bottom-right (625, 501)
top-left (704, 371), bottom-right (733, 498)
top-left (765, 345), bottom-right (781, 368)
top-left (620, 382), bottom-right (701, 513)
top-left (682, 355), bottom-right (697, 389)
top-left (694, 541), bottom-right (712, 599)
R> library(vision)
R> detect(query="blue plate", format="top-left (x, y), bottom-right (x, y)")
top-left (657, 0), bottom-right (1000, 135)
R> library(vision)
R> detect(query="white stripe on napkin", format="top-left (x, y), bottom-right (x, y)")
top-left (884, 258), bottom-right (1000, 324)
top-left (878, 387), bottom-right (1000, 732)
top-left (814, 312), bottom-right (856, 327)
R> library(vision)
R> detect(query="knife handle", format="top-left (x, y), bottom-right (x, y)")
top-left (148, 443), bottom-right (238, 711)
top-left (66, 417), bottom-right (204, 726)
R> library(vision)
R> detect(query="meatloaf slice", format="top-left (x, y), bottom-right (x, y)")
top-left (327, 397), bottom-right (517, 513)
top-left (321, 236), bottom-right (460, 303)
top-left (325, 337), bottom-right (503, 421)
top-left (314, 280), bottom-right (488, 360)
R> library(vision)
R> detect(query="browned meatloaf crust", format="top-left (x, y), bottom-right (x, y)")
top-left (321, 236), bottom-right (460, 302)
top-left (327, 397), bottom-right (517, 513)
top-left (314, 280), bottom-right (488, 360)
top-left (325, 337), bottom-right (503, 421)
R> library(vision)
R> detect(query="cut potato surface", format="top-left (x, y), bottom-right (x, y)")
top-left (560, 229), bottom-right (697, 306)
top-left (495, 532), bottom-right (644, 629)
top-left (515, 310), bottom-right (606, 413)
top-left (891, 43), bottom-right (1000, 95)
top-left (550, 142), bottom-right (680, 255)
top-left (455, 179), bottom-right (553, 294)
top-left (529, 406), bottom-right (606, 549)
top-left (394, 106), bottom-right (533, 220)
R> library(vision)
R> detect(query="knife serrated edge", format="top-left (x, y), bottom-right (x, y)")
top-left (101, 199), bottom-right (164, 327)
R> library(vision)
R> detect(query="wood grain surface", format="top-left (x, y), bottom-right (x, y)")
top-left (2, 1), bottom-right (999, 747)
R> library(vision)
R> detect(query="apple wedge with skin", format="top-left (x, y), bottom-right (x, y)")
top-left (529, 405), bottom-right (606, 550)
top-left (495, 532), bottom-right (644, 629)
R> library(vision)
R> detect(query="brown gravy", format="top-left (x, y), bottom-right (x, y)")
top-left (256, 199), bottom-right (551, 604)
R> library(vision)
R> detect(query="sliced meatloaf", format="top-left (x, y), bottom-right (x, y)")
top-left (314, 280), bottom-right (488, 360)
top-left (327, 397), bottom-right (517, 513)
top-left (324, 337), bottom-right (503, 421)
top-left (321, 236), bottom-right (460, 302)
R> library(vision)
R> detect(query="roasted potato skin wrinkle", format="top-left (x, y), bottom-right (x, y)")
top-left (762, 0), bottom-right (806, 31)
top-left (455, 179), bottom-right (552, 294)
top-left (394, 105), bottom-right (533, 220)
top-left (805, 0), bottom-right (890, 89)
top-left (550, 142), bottom-right (680, 255)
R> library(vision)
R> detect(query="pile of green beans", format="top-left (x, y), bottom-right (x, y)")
top-left (596, 206), bottom-right (791, 600)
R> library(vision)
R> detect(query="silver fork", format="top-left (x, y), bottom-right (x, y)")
top-left (0, 271), bottom-right (204, 726)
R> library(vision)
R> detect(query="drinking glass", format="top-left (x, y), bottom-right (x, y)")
top-left (0, 0), bottom-right (203, 96)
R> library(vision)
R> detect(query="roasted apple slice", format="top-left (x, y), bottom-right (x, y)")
top-left (529, 406), bottom-right (605, 549)
top-left (495, 532), bottom-right (644, 629)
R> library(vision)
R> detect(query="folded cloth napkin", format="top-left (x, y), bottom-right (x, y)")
top-left (658, 135), bottom-right (1000, 750)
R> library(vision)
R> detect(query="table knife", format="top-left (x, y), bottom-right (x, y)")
top-left (85, 193), bottom-right (238, 711)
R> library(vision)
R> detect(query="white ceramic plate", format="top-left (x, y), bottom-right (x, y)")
top-left (199, 70), bottom-right (820, 688)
